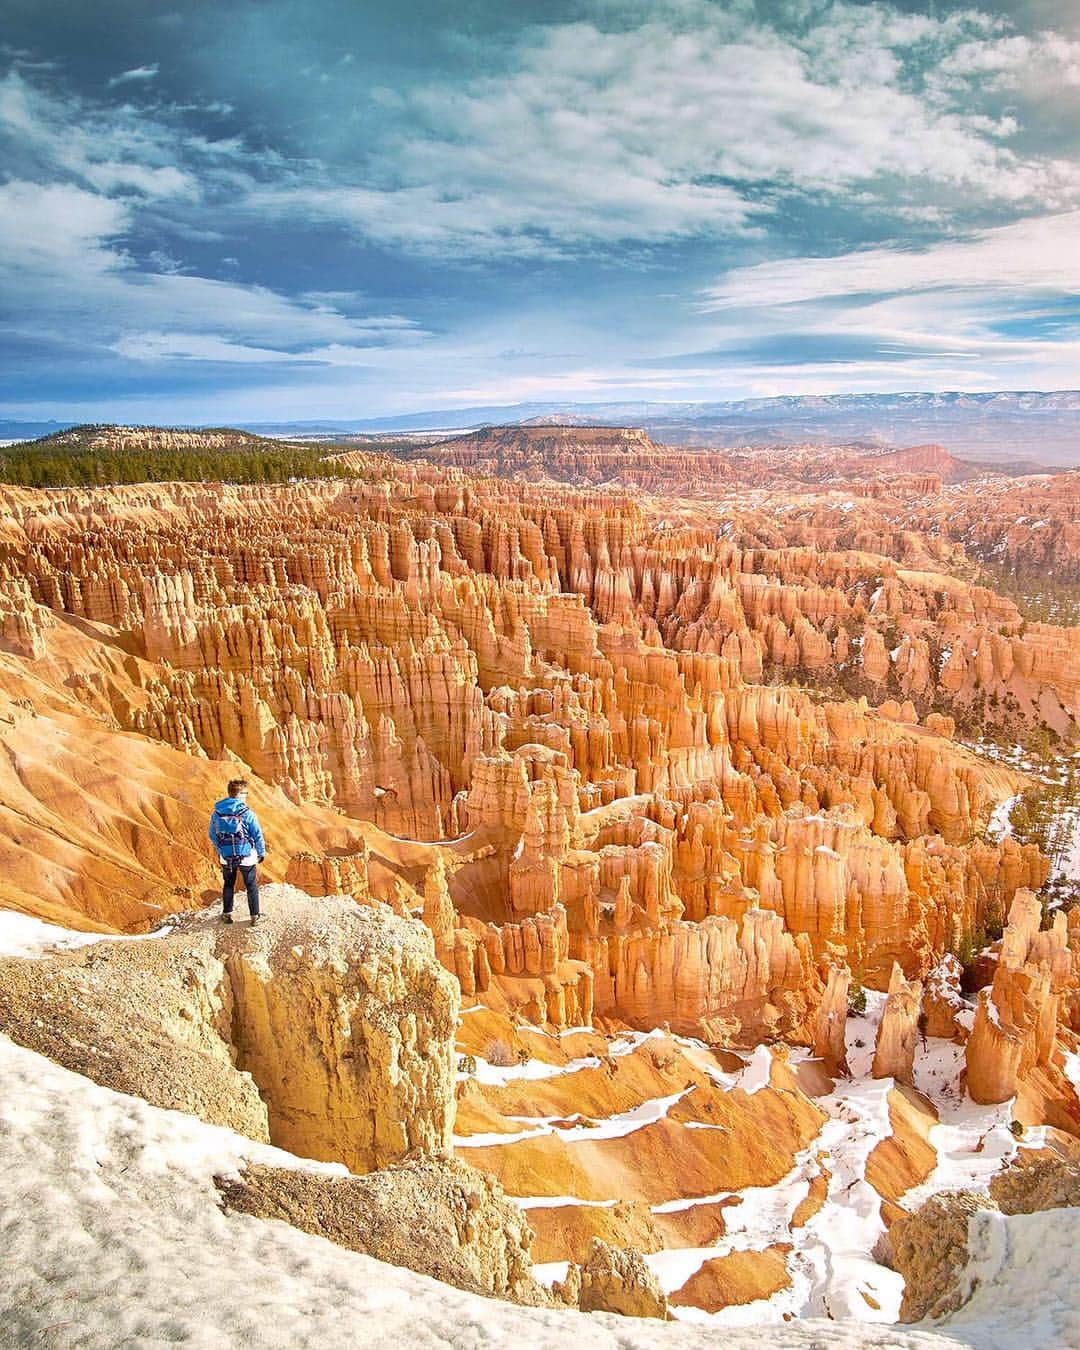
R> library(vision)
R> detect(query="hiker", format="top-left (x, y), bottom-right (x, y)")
top-left (208, 778), bottom-right (265, 924)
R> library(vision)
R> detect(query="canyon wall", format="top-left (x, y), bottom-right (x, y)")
top-left (0, 445), bottom-right (1069, 1048)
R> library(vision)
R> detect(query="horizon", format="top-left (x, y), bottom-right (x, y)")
top-left (3, 1), bottom-right (1080, 421)
top-left (4, 387), bottom-right (1079, 438)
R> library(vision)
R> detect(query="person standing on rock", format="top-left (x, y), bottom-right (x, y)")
top-left (209, 778), bottom-right (265, 924)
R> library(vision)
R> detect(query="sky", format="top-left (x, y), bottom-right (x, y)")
top-left (1, 0), bottom-right (1079, 422)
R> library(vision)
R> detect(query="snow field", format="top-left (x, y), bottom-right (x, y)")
top-left (4, 1033), bottom-right (975, 1350)
top-left (497, 989), bottom-right (1051, 1329)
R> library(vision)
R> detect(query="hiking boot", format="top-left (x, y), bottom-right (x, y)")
top-left (250, 914), bottom-right (261, 926)
top-left (221, 913), bottom-right (234, 924)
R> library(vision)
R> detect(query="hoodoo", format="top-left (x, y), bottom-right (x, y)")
top-left (0, 427), bottom-right (1076, 1341)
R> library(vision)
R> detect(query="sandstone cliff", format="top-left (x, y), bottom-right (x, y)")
top-left (0, 887), bottom-right (458, 1172)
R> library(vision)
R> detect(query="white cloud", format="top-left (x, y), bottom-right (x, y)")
top-left (687, 209), bottom-right (1080, 399)
top-left (250, 3), bottom-right (1080, 256)
top-left (7, 5), bottom-right (1080, 265)
top-left (0, 179), bottom-right (428, 362)
top-left (0, 69), bottom-right (199, 199)
top-left (0, 180), bottom-right (130, 273)
top-left (112, 333), bottom-right (301, 364)
top-left (0, 70), bottom-right (434, 373)
top-left (702, 211), bottom-right (1080, 308)
top-left (113, 329), bottom-right (429, 365)
top-left (933, 30), bottom-right (1080, 92)
top-left (106, 64), bottom-right (160, 89)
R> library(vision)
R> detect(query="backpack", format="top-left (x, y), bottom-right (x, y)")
top-left (213, 808), bottom-right (251, 861)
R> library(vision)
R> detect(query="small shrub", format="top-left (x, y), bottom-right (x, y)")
top-left (956, 925), bottom-right (987, 973)
top-left (848, 979), bottom-right (867, 1017)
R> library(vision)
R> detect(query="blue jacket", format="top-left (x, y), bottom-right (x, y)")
top-left (208, 796), bottom-right (265, 861)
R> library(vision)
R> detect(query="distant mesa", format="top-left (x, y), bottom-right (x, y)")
top-left (25, 423), bottom-right (302, 454)
top-left (409, 422), bottom-right (986, 491)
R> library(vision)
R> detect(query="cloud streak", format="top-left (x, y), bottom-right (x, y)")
top-left (702, 211), bottom-right (1080, 308)
top-left (0, 178), bottom-right (429, 366)
top-left (106, 63), bottom-right (159, 88)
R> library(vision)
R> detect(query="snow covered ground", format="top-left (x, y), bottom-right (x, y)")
top-left (0, 911), bottom-right (108, 958)
top-left (0, 909), bottom-right (171, 959)
top-left (456, 1028), bottom-right (664, 1088)
top-left (934, 1206), bottom-right (1080, 1350)
top-left (985, 794), bottom-right (1020, 842)
top-left (1050, 802), bottom-right (1080, 883)
top-left (642, 997), bottom-right (906, 1327)
top-left (511, 991), bottom-right (1062, 1331)
top-left (906, 1035), bottom-right (1042, 1211)
top-left (1, 1032), bottom-right (985, 1350)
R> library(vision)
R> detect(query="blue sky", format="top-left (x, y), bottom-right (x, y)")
top-left (1, 0), bottom-right (1079, 421)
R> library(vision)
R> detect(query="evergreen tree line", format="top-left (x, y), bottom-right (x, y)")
top-left (0, 441), bottom-right (369, 488)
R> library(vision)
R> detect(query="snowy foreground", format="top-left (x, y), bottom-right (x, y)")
top-left (1, 1035), bottom-right (1077, 1349)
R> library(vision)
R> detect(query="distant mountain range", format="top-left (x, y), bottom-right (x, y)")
top-left (242, 391), bottom-right (1079, 466)
top-left (3, 391), bottom-right (1077, 464)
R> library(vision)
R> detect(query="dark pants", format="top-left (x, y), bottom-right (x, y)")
top-left (221, 862), bottom-right (260, 916)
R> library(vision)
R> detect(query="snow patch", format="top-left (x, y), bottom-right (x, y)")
top-left (453, 1088), bottom-right (692, 1148)
top-left (7, 1031), bottom-right (996, 1348)
top-left (0, 910), bottom-right (172, 960)
top-left (986, 794), bottom-right (1019, 842)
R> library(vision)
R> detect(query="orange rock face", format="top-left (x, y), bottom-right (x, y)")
top-left (872, 963), bottom-right (923, 1086)
top-left (965, 890), bottom-right (1077, 1105)
top-left (1, 424), bottom-right (1078, 1324)
top-left (0, 432), bottom-right (1069, 1031)
top-left (0, 433), bottom-right (1070, 1053)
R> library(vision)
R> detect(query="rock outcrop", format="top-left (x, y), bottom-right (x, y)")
top-left (892, 1160), bottom-right (1080, 1323)
top-left (813, 963), bottom-right (851, 1074)
top-left (890, 1191), bottom-right (997, 1322)
top-left (0, 888), bottom-right (458, 1173)
top-left (965, 889), bottom-right (1073, 1105)
top-left (216, 1156), bottom-right (547, 1304)
top-left (872, 963), bottom-right (923, 1085)
top-left (555, 1238), bottom-right (671, 1319)
top-left (989, 1156), bottom-right (1080, 1213)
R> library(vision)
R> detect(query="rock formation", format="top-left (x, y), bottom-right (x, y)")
top-left (921, 955), bottom-right (966, 1039)
top-left (216, 1156), bottom-right (547, 1304)
top-left (890, 1191), bottom-right (997, 1321)
top-left (872, 964), bottom-right (923, 1085)
top-left (0, 888), bottom-right (458, 1172)
top-left (891, 1159), bottom-right (1080, 1323)
top-left (555, 1238), bottom-right (671, 1319)
top-left (964, 889), bottom-right (1074, 1105)
top-left (0, 443), bottom-right (1071, 1051)
top-left (813, 963), bottom-right (851, 1074)
top-left (0, 425), bottom-right (1078, 1329)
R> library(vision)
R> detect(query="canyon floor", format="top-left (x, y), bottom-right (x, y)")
top-left (0, 424), bottom-right (1078, 1343)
